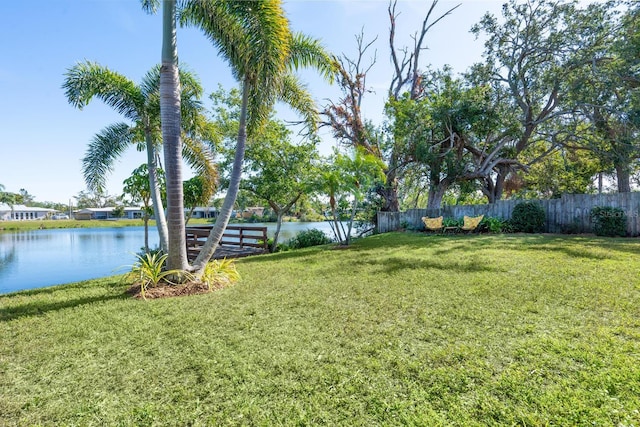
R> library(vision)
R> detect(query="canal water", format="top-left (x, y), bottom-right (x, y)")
top-left (0, 222), bottom-right (334, 295)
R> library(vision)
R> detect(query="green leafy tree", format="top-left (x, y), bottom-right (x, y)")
top-left (183, 175), bottom-right (216, 225)
top-left (209, 86), bottom-right (320, 250)
top-left (562, 1), bottom-right (640, 192)
top-left (122, 164), bottom-right (165, 252)
top-left (73, 188), bottom-right (117, 209)
top-left (16, 189), bottom-right (35, 205)
top-left (316, 148), bottom-right (385, 245)
top-left (339, 148), bottom-right (386, 245)
top-left (240, 122), bottom-right (319, 251)
top-left (469, 0), bottom-right (609, 201)
top-left (0, 184), bottom-right (17, 211)
top-left (387, 67), bottom-right (516, 209)
top-left (513, 144), bottom-right (602, 198)
top-left (111, 205), bottom-right (126, 219)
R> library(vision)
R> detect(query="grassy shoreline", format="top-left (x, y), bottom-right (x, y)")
top-left (0, 218), bottom-right (218, 232)
top-left (0, 217), bottom-right (312, 232)
top-left (1, 233), bottom-right (639, 425)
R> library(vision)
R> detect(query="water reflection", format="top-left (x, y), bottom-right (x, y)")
top-left (0, 222), bottom-right (334, 294)
top-left (0, 245), bottom-right (16, 269)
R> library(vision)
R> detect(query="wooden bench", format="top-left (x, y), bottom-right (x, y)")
top-left (185, 225), bottom-right (269, 261)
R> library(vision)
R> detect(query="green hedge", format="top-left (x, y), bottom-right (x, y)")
top-left (590, 206), bottom-right (627, 237)
top-left (511, 201), bottom-right (546, 233)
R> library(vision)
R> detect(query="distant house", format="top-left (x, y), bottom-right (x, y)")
top-left (241, 207), bottom-right (265, 219)
top-left (73, 207), bottom-right (144, 220)
top-left (0, 204), bottom-right (56, 221)
top-left (190, 206), bottom-right (219, 220)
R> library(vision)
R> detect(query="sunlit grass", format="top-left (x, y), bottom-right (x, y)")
top-left (1, 233), bottom-right (639, 425)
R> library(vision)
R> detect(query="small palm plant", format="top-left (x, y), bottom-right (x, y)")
top-left (130, 252), bottom-right (194, 299)
top-left (201, 258), bottom-right (241, 291)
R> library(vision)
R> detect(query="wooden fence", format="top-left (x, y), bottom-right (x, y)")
top-left (377, 192), bottom-right (640, 236)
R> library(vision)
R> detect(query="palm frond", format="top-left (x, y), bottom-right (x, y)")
top-left (141, 0), bottom-right (160, 14)
top-left (179, 65), bottom-right (204, 100)
top-left (82, 123), bottom-right (134, 192)
top-left (139, 65), bottom-right (161, 103)
top-left (182, 137), bottom-right (218, 197)
top-left (62, 61), bottom-right (143, 122)
top-left (278, 73), bottom-right (319, 132)
top-left (288, 32), bottom-right (336, 82)
top-left (180, 1), bottom-right (254, 81)
top-left (181, 0), bottom-right (291, 85)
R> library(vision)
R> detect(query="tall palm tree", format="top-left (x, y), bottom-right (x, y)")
top-left (181, 0), bottom-right (335, 276)
top-left (142, 0), bottom-right (196, 270)
top-left (62, 62), bottom-right (216, 253)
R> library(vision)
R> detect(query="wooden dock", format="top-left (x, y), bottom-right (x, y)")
top-left (185, 225), bottom-right (269, 261)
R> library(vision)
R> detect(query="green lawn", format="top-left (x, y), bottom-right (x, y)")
top-left (1, 233), bottom-right (639, 425)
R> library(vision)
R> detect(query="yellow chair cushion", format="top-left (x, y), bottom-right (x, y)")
top-left (462, 215), bottom-right (484, 230)
top-left (422, 216), bottom-right (443, 230)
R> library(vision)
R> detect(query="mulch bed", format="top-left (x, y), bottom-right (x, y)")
top-left (126, 281), bottom-right (226, 299)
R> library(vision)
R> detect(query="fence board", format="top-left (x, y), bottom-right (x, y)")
top-left (377, 192), bottom-right (640, 236)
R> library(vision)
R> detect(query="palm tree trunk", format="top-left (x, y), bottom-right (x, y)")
top-left (145, 134), bottom-right (168, 253)
top-left (160, 0), bottom-right (188, 271)
top-left (191, 80), bottom-right (250, 276)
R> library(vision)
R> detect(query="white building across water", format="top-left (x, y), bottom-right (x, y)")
top-left (73, 207), bottom-right (145, 220)
top-left (0, 204), bottom-right (56, 221)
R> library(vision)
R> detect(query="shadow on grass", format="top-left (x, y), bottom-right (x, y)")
top-left (430, 233), bottom-right (637, 260)
top-left (360, 256), bottom-right (505, 275)
top-left (0, 279), bottom-right (130, 322)
top-left (494, 234), bottom-right (625, 260)
top-left (0, 276), bottom-right (125, 299)
top-left (0, 293), bottom-right (130, 322)
top-left (525, 245), bottom-right (612, 260)
top-left (238, 243), bottom-right (369, 264)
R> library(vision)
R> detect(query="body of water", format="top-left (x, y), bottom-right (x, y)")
top-left (0, 221), bottom-right (334, 295)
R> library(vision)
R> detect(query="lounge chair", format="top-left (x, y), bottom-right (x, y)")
top-left (461, 215), bottom-right (484, 233)
top-left (422, 216), bottom-right (444, 233)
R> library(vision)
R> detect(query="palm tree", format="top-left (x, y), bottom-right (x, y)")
top-left (62, 62), bottom-right (215, 253)
top-left (142, 0), bottom-right (198, 270)
top-left (181, 0), bottom-right (334, 276)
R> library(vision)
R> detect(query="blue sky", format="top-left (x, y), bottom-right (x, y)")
top-left (0, 0), bottom-right (506, 205)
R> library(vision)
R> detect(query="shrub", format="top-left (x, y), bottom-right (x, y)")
top-left (129, 252), bottom-right (194, 299)
top-left (136, 246), bottom-right (163, 258)
top-left (480, 216), bottom-right (509, 233)
top-left (288, 228), bottom-right (332, 249)
top-left (511, 201), bottom-right (546, 233)
top-left (264, 238), bottom-right (290, 253)
top-left (590, 206), bottom-right (627, 237)
top-left (201, 258), bottom-right (241, 291)
top-left (501, 219), bottom-right (515, 233)
top-left (443, 217), bottom-right (462, 228)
